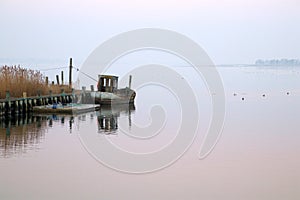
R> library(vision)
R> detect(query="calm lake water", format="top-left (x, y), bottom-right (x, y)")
top-left (1, 66), bottom-right (300, 200)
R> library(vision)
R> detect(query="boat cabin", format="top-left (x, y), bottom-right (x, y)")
top-left (97, 75), bottom-right (118, 93)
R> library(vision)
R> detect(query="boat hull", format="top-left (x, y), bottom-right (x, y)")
top-left (93, 88), bottom-right (136, 105)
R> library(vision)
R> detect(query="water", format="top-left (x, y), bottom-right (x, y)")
top-left (1, 66), bottom-right (300, 200)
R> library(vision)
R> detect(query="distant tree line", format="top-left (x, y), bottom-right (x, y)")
top-left (255, 59), bottom-right (300, 66)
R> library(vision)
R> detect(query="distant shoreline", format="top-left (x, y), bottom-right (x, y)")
top-left (255, 59), bottom-right (300, 66)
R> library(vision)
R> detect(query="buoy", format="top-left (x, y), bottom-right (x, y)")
top-left (242, 97), bottom-right (245, 101)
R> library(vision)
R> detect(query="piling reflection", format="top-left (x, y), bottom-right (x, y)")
top-left (96, 104), bottom-right (135, 134)
top-left (0, 115), bottom-right (48, 158)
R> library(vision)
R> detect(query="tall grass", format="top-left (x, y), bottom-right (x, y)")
top-left (0, 65), bottom-right (71, 99)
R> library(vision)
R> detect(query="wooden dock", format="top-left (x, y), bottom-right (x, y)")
top-left (0, 89), bottom-right (96, 117)
top-left (33, 104), bottom-right (100, 114)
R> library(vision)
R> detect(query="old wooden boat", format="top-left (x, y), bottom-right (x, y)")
top-left (92, 75), bottom-right (136, 105)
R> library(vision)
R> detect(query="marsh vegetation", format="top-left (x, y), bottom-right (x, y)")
top-left (0, 65), bottom-right (71, 99)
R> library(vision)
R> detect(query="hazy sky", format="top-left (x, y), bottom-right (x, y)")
top-left (1, 0), bottom-right (299, 65)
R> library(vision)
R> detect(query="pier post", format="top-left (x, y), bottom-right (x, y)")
top-left (5, 91), bottom-right (11, 116)
top-left (72, 88), bottom-right (75, 103)
top-left (0, 102), bottom-right (4, 117)
top-left (11, 101), bottom-right (16, 115)
top-left (61, 71), bottom-right (64, 85)
top-left (27, 99), bottom-right (31, 112)
top-left (61, 89), bottom-right (65, 105)
top-left (22, 92), bottom-right (27, 113)
top-left (48, 90), bottom-right (53, 104)
top-left (129, 75), bottom-right (132, 89)
top-left (44, 96), bottom-right (48, 105)
top-left (18, 100), bottom-right (22, 114)
top-left (37, 90), bottom-right (41, 106)
top-left (19, 100), bottom-right (23, 114)
top-left (56, 75), bottom-right (60, 85)
top-left (69, 58), bottom-right (73, 88)
top-left (14, 101), bottom-right (19, 115)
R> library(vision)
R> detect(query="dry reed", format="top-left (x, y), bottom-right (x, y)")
top-left (0, 65), bottom-right (71, 99)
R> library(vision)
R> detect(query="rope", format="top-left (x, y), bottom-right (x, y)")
top-left (72, 67), bottom-right (98, 82)
top-left (39, 66), bottom-right (68, 71)
top-left (39, 65), bottom-right (98, 83)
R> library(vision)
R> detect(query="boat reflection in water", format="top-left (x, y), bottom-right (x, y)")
top-left (96, 104), bottom-right (135, 135)
top-left (0, 104), bottom-right (135, 157)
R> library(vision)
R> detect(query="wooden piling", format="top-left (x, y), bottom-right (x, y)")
top-left (61, 71), bottom-right (64, 85)
top-left (56, 75), bottom-right (60, 85)
top-left (129, 75), bottom-right (132, 89)
top-left (5, 91), bottom-right (11, 115)
top-left (36, 90), bottom-right (41, 106)
top-left (69, 58), bottom-right (73, 88)
top-left (23, 99), bottom-right (27, 114)
top-left (0, 102), bottom-right (4, 117)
